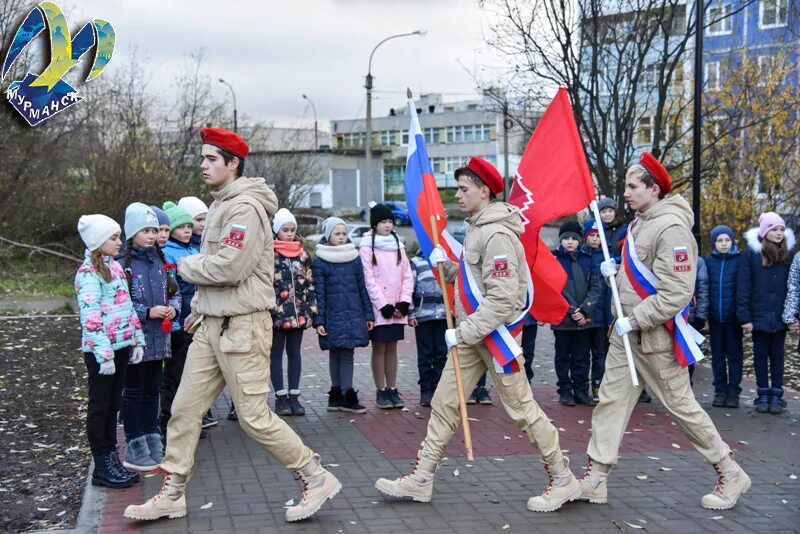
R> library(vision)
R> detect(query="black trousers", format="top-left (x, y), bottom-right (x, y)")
top-left (553, 329), bottom-right (591, 394)
top-left (522, 323), bottom-right (538, 382)
top-left (709, 320), bottom-right (743, 396)
top-left (415, 320), bottom-right (448, 394)
top-left (588, 327), bottom-right (608, 388)
top-left (84, 349), bottom-right (129, 455)
top-left (752, 330), bottom-right (785, 389)
top-left (160, 330), bottom-right (192, 431)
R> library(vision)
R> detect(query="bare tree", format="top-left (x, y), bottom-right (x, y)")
top-left (480, 0), bottom-right (752, 205)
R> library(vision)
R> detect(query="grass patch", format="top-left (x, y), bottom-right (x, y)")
top-left (0, 246), bottom-right (77, 299)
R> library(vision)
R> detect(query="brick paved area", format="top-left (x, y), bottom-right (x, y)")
top-left (88, 327), bottom-right (798, 533)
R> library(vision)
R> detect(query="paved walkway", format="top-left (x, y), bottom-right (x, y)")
top-left (87, 327), bottom-right (798, 533)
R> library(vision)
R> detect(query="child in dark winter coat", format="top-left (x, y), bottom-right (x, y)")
top-left (409, 250), bottom-right (448, 407)
top-left (552, 221), bottom-right (602, 406)
top-left (314, 217), bottom-right (375, 413)
top-left (705, 225), bottom-right (743, 408)
top-left (159, 201), bottom-right (204, 434)
top-left (737, 212), bottom-right (794, 414)
top-left (582, 218), bottom-right (608, 401)
top-left (76, 214), bottom-right (145, 489)
top-left (271, 208), bottom-right (317, 417)
top-left (119, 203), bottom-right (181, 471)
top-left (597, 197), bottom-right (628, 259)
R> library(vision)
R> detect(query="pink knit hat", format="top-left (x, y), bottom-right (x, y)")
top-left (758, 211), bottom-right (786, 239)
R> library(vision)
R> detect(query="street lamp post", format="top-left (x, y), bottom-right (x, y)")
top-left (691, 1), bottom-right (705, 248)
top-left (218, 78), bottom-right (238, 133)
top-left (364, 30), bottom-right (426, 206)
top-left (302, 94), bottom-right (318, 150)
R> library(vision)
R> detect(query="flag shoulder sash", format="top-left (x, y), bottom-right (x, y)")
top-left (621, 228), bottom-right (704, 367)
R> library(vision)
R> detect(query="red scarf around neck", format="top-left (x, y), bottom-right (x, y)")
top-left (274, 239), bottom-right (303, 258)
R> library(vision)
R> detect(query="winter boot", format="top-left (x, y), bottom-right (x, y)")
top-left (638, 389), bottom-right (652, 403)
top-left (123, 436), bottom-right (158, 471)
top-left (124, 469), bottom-right (187, 520)
top-left (712, 392), bottom-right (728, 407)
top-left (375, 450), bottom-right (439, 503)
top-left (388, 388), bottom-right (405, 408)
top-left (289, 393), bottom-right (306, 416)
top-left (285, 454), bottom-right (342, 522)
top-left (477, 387), bottom-right (493, 405)
top-left (574, 388), bottom-right (597, 406)
top-left (91, 452), bottom-right (135, 489)
top-left (754, 387), bottom-right (771, 413)
top-left (341, 388), bottom-right (367, 414)
top-left (110, 447), bottom-right (140, 484)
top-left (420, 390), bottom-right (433, 407)
top-left (701, 453), bottom-right (751, 510)
top-left (327, 387), bottom-right (342, 411)
top-left (376, 389), bottom-right (393, 409)
top-left (578, 457), bottom-right (611, 504)
top-left (467, 388), bottom-right (479, 405)
top-left (558, 391), bottom-right (576, 406)
top-left (769, 387), bottom-right (785, 414)
top-left (526, 457), bottom-right (581, 512)
top-left (145, 433), bottom-right (165, 464)
top-left (275, 393), bottom-right (292, 416)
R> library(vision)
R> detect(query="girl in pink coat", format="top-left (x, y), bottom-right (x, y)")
top-left (360, 203), bottom-right (414, 409)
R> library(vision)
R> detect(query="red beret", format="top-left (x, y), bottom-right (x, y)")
top-left (639, 152), bottom-right (671, 194)
top-left (200, 127), bottom-right (249, 159)
top-left (456, 156), bottom-right (504, 195)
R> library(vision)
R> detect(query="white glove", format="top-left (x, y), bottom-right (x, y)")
top-left (600, 258), bottom-right (618, 278)
top-left (129, 346), bottom-right (144, 365)
top-left (98, 360), bottom-right (115, 375)
top-left (429, 245), bottom-right (448, 266)
top-left (614, 317), bottom-right (633, 337)
top-left (444, 328), bottom-right (459, 349)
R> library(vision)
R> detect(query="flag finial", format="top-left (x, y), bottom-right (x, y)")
top-left (407, 87), bottom-right (413, 99)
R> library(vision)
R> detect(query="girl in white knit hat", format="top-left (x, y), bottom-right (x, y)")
top-left (75, 214), bottom-right (146, 489)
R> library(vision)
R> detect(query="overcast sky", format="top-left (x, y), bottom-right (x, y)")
top-left (66, 0), bottom-right (504, 130)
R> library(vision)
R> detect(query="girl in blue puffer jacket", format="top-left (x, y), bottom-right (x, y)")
top-left (314, 217), bottom-right (375, 414)
top-left (118, 203), bottom-right (181, 471)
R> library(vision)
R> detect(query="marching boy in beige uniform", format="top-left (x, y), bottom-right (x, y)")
top-left (375, 157), bottom-right (580, 512)
top-left (125, 128), bottom-right (340, 523)
top-left (580, 152), bottom-right (750, 510)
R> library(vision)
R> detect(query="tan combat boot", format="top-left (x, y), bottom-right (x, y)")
top-left (285, 454), bottom-right (342, 522)
top-left (701, 453), bottom-right (751, 510)
top-left (374, 450), bottom-right (439, 503)
top-left (578, 457), bottom-right (610, 504)
top-left (527, 457), bottom-right (581, 512)
top-left (123, 469), bottom-right (187, 520)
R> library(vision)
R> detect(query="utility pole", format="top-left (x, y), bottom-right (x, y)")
top-left (691, 0), bottom-right (705, 247)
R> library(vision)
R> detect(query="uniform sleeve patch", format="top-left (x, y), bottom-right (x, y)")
top-left (673, 246), bottom-right (689, 263)
top-left (221, 224), bottom-right (247, 250)
top-left (675, 264), bottom-right (692, 272)
top-left (492, 255), bottom-right (509, 277)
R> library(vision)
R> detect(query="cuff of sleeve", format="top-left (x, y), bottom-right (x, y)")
top-left (628, 314), bottom-right (640, 330)
top-left (455, 328), bottom-right (464, 344)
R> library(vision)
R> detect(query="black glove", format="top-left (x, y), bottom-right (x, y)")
top-left (380, 304), bottom-right (396, 319)
top-left (395, 301), bottom-right (410, 316)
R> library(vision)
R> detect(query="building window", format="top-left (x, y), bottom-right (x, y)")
top-left (423, 127), bottom-right (440, 144)
top-left (760, 0), bottom-right (788, 28)
top-left (341, 132), bottom-right (364, 148)
top-left (636, 117), bottom-right (652, 145)
top-left (644, 62), bottom-right (661, 90)
top-left (707, 3), bottom-right (733, 35)
top-left (380, 130), bottom-right (397, 146)
top-left (401, 130), bottom-right (409, 146)
top-left (757, 55), bottom-right (776, 84)
top-left (445, 156), bottom-right (465, 173)
top-left (706, 61), bottom-right (721, 91)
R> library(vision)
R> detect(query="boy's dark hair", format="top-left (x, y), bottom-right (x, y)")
top-left (631, 165), bottom-right (666, 200)
top-left (216, 146), bottom-right (245, 177)
top-left (455, 167), bottom-right (496, 201)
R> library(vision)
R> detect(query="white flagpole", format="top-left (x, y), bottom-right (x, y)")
top-left (590, 200), bottom-right (639, 387)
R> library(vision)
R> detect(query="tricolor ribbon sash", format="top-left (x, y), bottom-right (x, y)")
top-left (622, 227), bottom-right (705, 367)
top-left (456, 253), bottom-right (533, 374)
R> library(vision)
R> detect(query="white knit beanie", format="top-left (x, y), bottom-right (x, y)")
top-left (272, 208), bottom-right (297, 234)
top-left (178, 196), bottom-right (209, 219)
top-left (78, 214), bottom-right (121, 252)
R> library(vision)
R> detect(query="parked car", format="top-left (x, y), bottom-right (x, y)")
top-left (306, 222), bottom-right (406, 248)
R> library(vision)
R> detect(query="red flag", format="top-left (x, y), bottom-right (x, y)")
top-left (509, 87), bottom-right (596, 324)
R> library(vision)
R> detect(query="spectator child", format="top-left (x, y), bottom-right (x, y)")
top-left (737, 212), bottom-right (794, 414)
top-left (270, 208), bottom-right (317, 416)
top-left (314, 217), bottom-right (375, 413)
top-left (360, 203), bottom-right (414, 409)
top-left (76, 214), bottom-right (145, 488)
top-left (119, 203), bottom-right (181, 470)
top-left (705, 225), bottom-right (743, 408)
